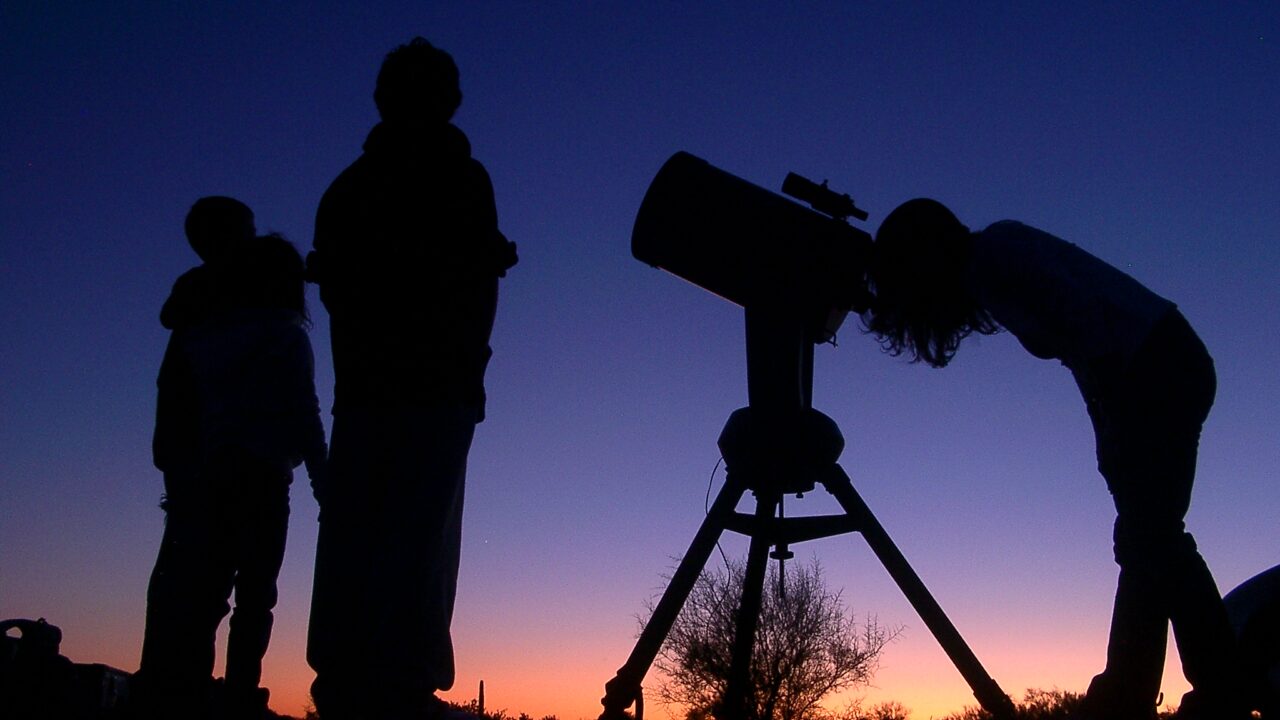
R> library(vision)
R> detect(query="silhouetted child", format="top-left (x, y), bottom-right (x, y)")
top-left (159, 196), bottom-right (258, 330)
top-left (305, 38), bottom-right (515, 720)
top-left (139, 199), bottom-right (327, 720)
top-left (863, 199), bottom-right (1243, 720)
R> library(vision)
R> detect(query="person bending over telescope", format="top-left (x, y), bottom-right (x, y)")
top-left (862, 199), bottom-right (1243, 720)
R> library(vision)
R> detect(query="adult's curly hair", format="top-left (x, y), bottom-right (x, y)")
top-left (861, 198), bottom-right (998, 367)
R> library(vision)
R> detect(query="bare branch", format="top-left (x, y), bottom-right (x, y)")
top-left (644, 557), bottom-right (898, 720)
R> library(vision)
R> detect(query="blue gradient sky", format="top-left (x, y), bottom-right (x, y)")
top-left (3, 3), bottom-right (1277, 718)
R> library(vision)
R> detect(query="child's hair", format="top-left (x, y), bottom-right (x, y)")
top-left (246, 233), bottom-right (310, 327)
top-left (185, 196), bottom-right (256, 262)
top-left (861, 198), bottom-right (997, 367)
top-left (374, 37), bottom-right (461, 123)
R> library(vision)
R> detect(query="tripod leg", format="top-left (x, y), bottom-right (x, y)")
top-left (821, 466), bottom-right (1018, 720)
top-left (601, 473), bottom-right (750, 719)
top-left (722, 493), bottom-right (780, 720)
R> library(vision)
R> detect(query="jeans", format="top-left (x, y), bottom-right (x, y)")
top-left (1083, 310), bottom-right (1237, 714)
top-left (307, 403), bottom-right (478, 719)
top-left (138, 449), bottom-right (291, 709)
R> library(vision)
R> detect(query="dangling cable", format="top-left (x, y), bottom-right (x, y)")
top-left (776, 495), bottom-right (788, 599)
top-left (706, 457), bottom-right (732, 571)
top-left (705, 457), bottom-right (722, 514)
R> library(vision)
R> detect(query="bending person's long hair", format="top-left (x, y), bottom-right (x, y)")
top-left (861, 198), bottom-right (998, 368)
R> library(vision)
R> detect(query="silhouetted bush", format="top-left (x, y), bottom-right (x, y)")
top-left (935, 688), bottom-right (1178, 720)
top-left (838, 699), bottom-right (911, 720)
top-left (647, 558), bottom-right (896, 720)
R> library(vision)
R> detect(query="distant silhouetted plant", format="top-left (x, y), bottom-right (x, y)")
top-left (647, 557), bottom-right (895, 720)
top-left (449, 701), bottom-right (563, 720)
top-left (935, 688), bottom-right (1178, 720)
top-left (837, 699), bottom-right (911, 720)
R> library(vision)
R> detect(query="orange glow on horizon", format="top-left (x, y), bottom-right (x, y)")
top-left (56, 635), bottom-right (1195, 720)
top-left (55, 590), bottom-right (1196, 720)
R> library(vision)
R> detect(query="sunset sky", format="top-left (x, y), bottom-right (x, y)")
top-left (3, 3), bottom-right (1278, 719)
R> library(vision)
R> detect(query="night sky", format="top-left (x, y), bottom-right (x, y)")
top-left (3, 3), bottom-right (1278, 719)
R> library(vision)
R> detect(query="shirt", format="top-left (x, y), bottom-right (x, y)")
top-left (967, 220), bottom-right (1175, 396)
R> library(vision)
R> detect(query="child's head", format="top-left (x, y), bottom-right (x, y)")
top-left (374, 37), bottom-right (462, 125)
top-left (863, 198), bottom-right (995, 368)
top-left (184, 196), bottom-right (256, 263)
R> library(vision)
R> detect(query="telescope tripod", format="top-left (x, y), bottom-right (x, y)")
top-left (599, 309), bottom-right (1017, 720)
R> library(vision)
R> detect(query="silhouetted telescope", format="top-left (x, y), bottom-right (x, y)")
top-left (603, 152), bottom-right (1019, 720)
top-left (631, 151), bottom-right (872, 343)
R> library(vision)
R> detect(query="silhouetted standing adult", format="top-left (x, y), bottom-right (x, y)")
top-left (863, 199), bottom-right (1243, 720)
top-left (305, 38), bottom-right (516, 720)
top-left (140, 198), bottom-right (327, 720)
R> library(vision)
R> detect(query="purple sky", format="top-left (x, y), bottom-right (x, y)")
top-left (3, 3), bottom-right (1278, 718)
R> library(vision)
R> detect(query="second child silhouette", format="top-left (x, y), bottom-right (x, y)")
top-left (138, 198), bottom-right (327, 720)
